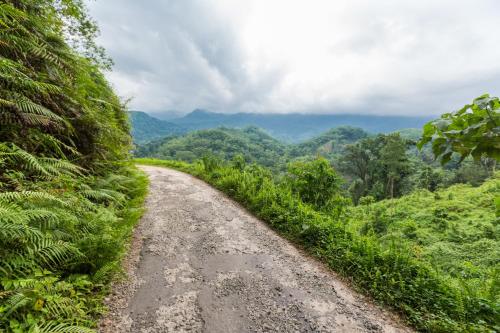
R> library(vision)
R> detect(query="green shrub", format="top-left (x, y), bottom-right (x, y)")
top-left (286, 158), bottom-right (346, 213)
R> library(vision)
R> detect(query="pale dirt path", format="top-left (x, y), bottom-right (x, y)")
top-left (100, 165), bottom-right (411, 333)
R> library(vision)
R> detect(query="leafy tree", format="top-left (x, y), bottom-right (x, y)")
top-left (341, 142), bottom-right (371, 198)
top-left (419, 94), bottom-right (500, 163)
top-left (286, 158), bottom-right (345, 211)
top-left (412, 165), bottom-right (449, 192)
top-left (340, 134), bottom-right (410, 201)
top-left (453, 158), bottom-right (495, 186)
top-left (380, 133), bottom-right (411, 198)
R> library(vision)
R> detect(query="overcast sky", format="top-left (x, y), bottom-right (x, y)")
top-left (86, 0), bottom-right (500, 116)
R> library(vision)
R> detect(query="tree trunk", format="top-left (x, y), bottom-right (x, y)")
top-left (387, 176), bottom-right (394, 199)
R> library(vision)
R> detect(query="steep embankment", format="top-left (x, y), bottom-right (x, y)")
top-left (0, 2), bottom-right (144, 331)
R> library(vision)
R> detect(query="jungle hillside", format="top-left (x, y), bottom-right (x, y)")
top-left (1, 0), bottom-right (499, 332)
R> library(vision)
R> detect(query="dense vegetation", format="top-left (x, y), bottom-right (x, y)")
top-left (0, 1), bottom-right (145, 331)
top-left (130, 108), bottom-right (430, 143)
top-left (137, 124), bottom-right (496, 204)
top-left (288, 126), bottom-right (368, 158)
top-left (135, 126), bottom-right (288, 168)
top-left (349, 178), bottom-right (498, 305)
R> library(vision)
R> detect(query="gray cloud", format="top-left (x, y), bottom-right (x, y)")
top-left (86, 0), bottom-right (500, 116)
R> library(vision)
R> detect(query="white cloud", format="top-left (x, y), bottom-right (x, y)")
top-left (86, 0), bottom-right (500, 115)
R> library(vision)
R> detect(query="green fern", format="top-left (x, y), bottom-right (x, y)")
top-left (0, 221), bottom-right (42, 242)
top-left (0, 191), bottom-right (67, 206)
top-left (37, 322), bottom-right (95, 333)
top-left (0, 1), bottom-right (140, 331)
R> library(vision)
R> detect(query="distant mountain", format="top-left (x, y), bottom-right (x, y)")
top-left (128, 111), bottom-right (186, 143)
top-left (394, 128), bottom-right (423, 141)
top-left (135, 126), bottom-right (288, 168)
top-left (129, 109), bottom-right (430, 144)
top-left (290, 126), bottom-right (369, 158)
top-left (169, 109), bottom-right (431, 142)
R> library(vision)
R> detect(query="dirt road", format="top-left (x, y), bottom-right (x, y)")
top-left (100, 165), bottom-right (411, 332)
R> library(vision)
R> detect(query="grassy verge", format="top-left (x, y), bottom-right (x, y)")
top-left (135, 158), bottom-right (498, 332)
top-left (0, 165), bottom-right (148, 332)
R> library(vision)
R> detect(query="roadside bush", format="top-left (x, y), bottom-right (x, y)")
top-left (286, 158), bottom-right (344, 211)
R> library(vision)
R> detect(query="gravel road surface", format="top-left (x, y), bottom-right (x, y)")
top-left (100, 165), bottom-right (411, 333)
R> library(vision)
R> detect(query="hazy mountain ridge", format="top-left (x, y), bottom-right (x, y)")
top-left (129, 111), bottom-right (186, 143)
top-left (174, 109), bottom-right (431, 139)
top-left (132, 109), bottom-right (431, 143)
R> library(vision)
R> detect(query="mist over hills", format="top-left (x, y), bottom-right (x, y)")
top-left (130, 109), bottom-right (430, 143)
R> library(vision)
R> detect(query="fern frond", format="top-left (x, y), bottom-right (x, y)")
top-left (0, 220), bottom-right (42, 242)
top-left (0, 3), bottom-right (27, 23)
top-left (0, 191), bottom-right (67, 206)
top-left (43, 297), bottom-right (75, 319)
top-left (0, 292), bottom-right (30, 318)
top-left (14, 96), bottom-right (65, 125)
top-left (0, 144), bottom-right (50, 176)
top-left (29, 43), bottom-right (67, 68)
top-left (29, 239), bottom-right (82, 269)
top-left (94, 173), bottom-right (132, 191)
top-left (0, 57), bottom-right (62, 95)
top-left (37, 322), bottom-right (95, 333)
top-left (0, 201), bottom-right (26, 223)
top-left (79, 189), bottom-right (118, 203)
top-left (39, 158), bottom-right (84, 176)
top-left (0, 97), bottom-right (15, 107)
top-left (24, 209), bottom-right (60, 230)
top-left (0, 257), bottom-right (35, 278)
top-left (35, 134), bottom-right (81, 158)
top-left (91, 261), bottom-right (118, 283)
